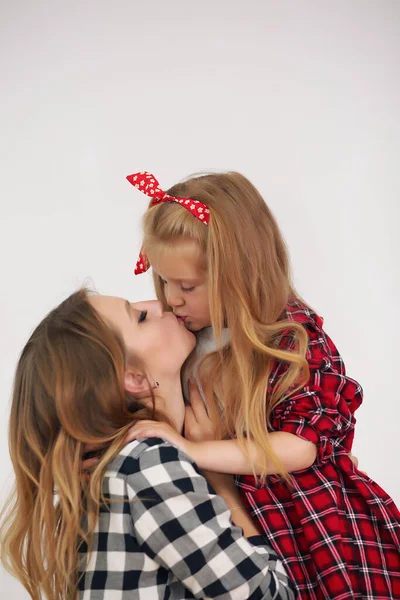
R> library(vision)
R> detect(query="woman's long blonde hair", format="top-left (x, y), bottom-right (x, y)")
top-left (141, 172), bottom-right (310, 478)
top-left (0, 289), bottom-right (161, 599)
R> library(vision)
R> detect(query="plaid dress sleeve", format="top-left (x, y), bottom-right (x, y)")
top-left (270, 301), bottom-right (363, 462)
top-left (237, 300), bottom-right (400, 599)
top-left (127, 438), bottom-right (295, 599)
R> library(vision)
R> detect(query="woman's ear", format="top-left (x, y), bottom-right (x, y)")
top-left (124, 369), bottom-right (150, 396)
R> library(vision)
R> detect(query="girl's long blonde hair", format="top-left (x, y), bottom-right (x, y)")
top-left (0, 289), bottom-right (162, 599)
top-left (141, 172), bottom-right (310, 478)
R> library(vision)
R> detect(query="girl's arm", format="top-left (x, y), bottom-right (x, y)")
top-left (128, 421), bottom-right (316, 476)
top-left (187, 433), bottom-right (317, 475)
top-left (183, 380), bottom-right (317, 474)
top-left (128, 381), bottom-right (317, 476)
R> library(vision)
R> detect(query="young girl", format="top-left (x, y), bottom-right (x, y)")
top-left (126, 171), bottom-right (400, 600)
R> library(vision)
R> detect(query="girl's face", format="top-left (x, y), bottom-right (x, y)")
top-left (152, 241), bottom-right (212, 332)
top-left (90, 296), bottom-right (196, 377)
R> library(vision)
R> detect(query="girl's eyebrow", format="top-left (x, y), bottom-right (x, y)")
top-left (159, 275), bottom-right (200, 283)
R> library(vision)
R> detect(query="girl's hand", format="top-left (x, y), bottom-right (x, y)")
top-left (82, 455), bottom-right (98, 472)
top-left (81, 443), bottom-right (104, 479)
top-left (184, 381), bottom-right (216, 442)
top-left (125, 420), bottom-right (191, 455)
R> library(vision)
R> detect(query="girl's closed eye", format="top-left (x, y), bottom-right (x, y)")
top-left (138, 310), bottom-right (147, 323)
top-left (160, 278), bottom-right (195, 293)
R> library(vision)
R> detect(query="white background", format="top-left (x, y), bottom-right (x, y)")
top-left (1, 1), bottom-right (399, 596)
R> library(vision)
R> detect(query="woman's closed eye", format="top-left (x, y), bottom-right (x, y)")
top-left (138, 310), bottom-right (147, 323)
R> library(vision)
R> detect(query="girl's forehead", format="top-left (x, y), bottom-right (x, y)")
top-left (151, 241), bottom-right (206, 280)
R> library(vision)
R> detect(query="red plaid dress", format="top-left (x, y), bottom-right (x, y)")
top-left (236, 299), bottom-right (400, 599)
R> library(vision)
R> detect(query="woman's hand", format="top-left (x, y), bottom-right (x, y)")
top-left (125, 420), bottom-right (191, 455)
top-left (349, 452), bottom-right (368, 476)
top-left (349, 453), bottom-right (359, 469)
top-left (184, 381), bottom-right (216, 442)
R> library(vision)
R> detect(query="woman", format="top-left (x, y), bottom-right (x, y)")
top-left (0, 289), bottom-right (294, 599)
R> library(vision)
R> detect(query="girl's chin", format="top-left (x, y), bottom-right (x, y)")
top-left (184, 320), bottom-right (200, 332)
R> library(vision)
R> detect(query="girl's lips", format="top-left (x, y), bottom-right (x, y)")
top-left (176, 315), bottom-right (187, 322)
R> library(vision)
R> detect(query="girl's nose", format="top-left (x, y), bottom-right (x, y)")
top-left (165, 286), bottom-right (184, 308)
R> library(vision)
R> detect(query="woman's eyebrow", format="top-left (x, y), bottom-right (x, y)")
top-left (125, 300), bottom-right (132, 321)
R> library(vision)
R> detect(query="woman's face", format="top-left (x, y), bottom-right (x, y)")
top-left (90, 295), bottom-right (196, 379)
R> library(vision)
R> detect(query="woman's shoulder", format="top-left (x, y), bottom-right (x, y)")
top-left (105, 437), bottom-right (200, 482)
top-left (103, 438), bottom-right (209, 507)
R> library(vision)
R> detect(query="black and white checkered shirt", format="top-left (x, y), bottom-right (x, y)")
top-left (79, 438), bottom-right (295, 599)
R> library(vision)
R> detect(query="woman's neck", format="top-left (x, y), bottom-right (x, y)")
top-left (155, 376), bottom-right (186, 433)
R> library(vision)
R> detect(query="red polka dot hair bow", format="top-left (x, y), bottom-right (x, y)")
top-left (126, 171), bottom-right (210, 274)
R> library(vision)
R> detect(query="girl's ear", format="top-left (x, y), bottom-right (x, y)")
top-left (124, 369), bottom-right (150, 396)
